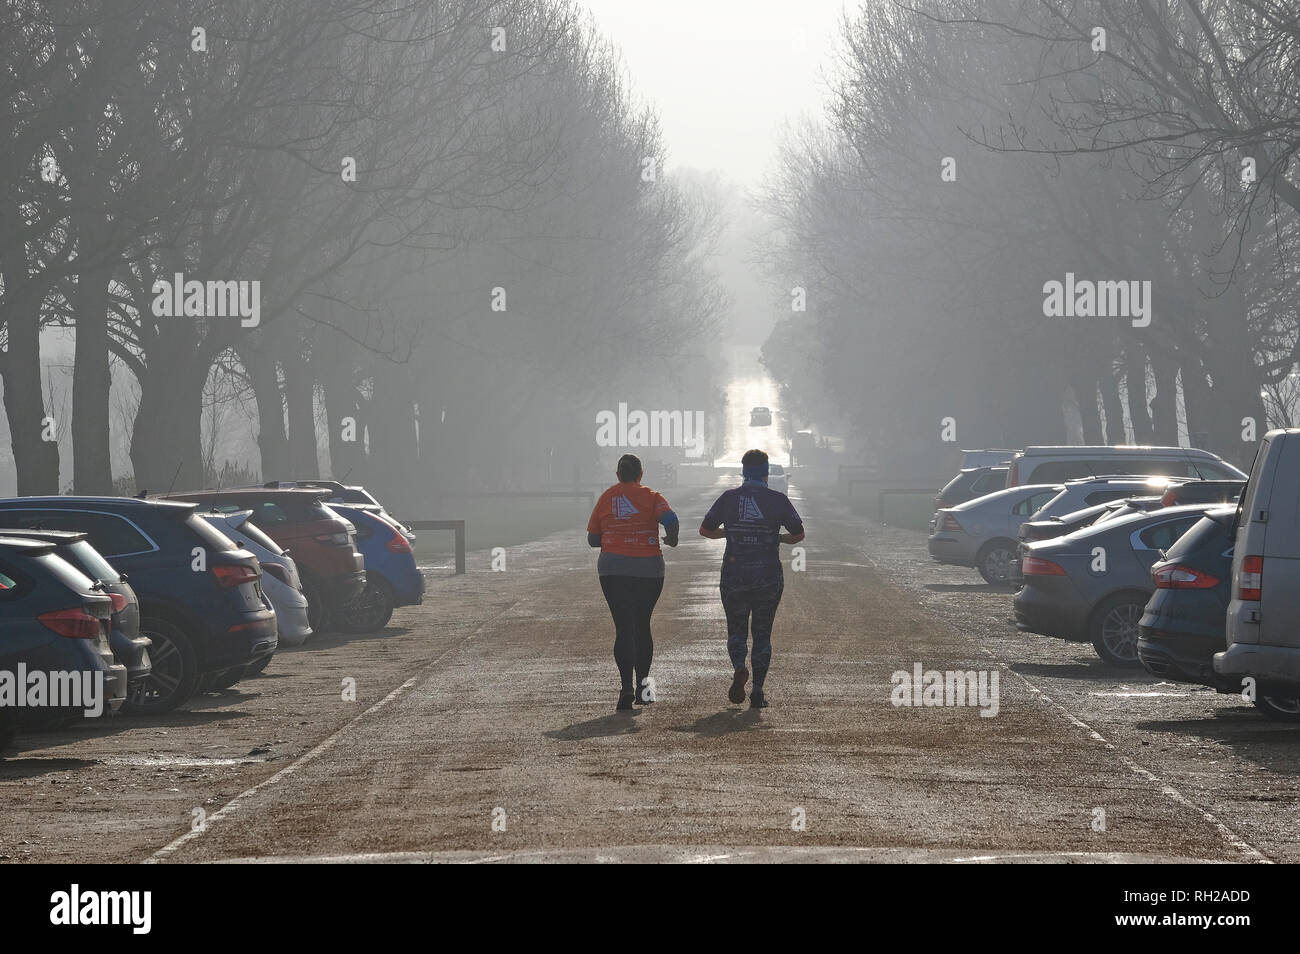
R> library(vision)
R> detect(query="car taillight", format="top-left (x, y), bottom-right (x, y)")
top-left (212, 564), bottom-right (260, 588)
top-left (314, 532), bottom-right (350, 546)
top-left (261, 562), bottom-right (290, 585)
top-left (1021, 556), bottom-right (1066, 576)
top-left (1160, 489), bottom-right (1177, 506)
top-left (386, 532), bottom-right (412, 554)
top-left (1239, 555), bottom-right (1263, 601)
top-left (1007, 461), bottom-right (1019, 486)
top-left (938, 513), bottom-right (963, 532)
top-left (38, 608), bottom-right (102, 639)
top-left (107, 592), bottom-right (128, 613)
top-left (1153, 564), bottom-right (1220, 589)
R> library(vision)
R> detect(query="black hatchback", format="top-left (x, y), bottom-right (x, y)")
top-left (1137, 506), bottom-right (1237, 692)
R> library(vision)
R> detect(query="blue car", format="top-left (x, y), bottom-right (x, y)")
top-left (0, 536), bottom-right (128, 753)
top-left (0, 497), bottom-right (276, 715)
top-left (327, 504), bottom-right (423, 633)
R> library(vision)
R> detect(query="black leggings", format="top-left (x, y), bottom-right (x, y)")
top-left (599, 575), bottom-right (664, 693)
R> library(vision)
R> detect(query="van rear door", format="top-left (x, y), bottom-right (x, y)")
top-left (1257, 434), bottom-right (1300, 647)
top-left (1228, 435), bottom-right (1279, 646)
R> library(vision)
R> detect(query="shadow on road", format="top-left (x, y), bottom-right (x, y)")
top-left (924, 583), bottom-right (1013, 593)
top-left (545, 711), bottom-right (642, 740)
top-left (669, 708), bottom-right (767, 737)
top-left (0, 757), bottom-right (99, 778)
top-left (1010, 661), bottom-right (1141, 682)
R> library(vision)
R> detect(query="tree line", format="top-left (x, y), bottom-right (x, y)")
top-left (1, 0), bottom-right (723, 510)
top-left (762, 0), bottom-right (1300, 471)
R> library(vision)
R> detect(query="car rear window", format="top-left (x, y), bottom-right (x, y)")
top-left (66, 540), bottom-right (123, 583)
top-left (32, 551), bottom-right (97, 594)
top-left (1029, 458), bottom-right (1189, 482)
top-left (1163, 515), bottom-right (1232, 562)
top-left (186, 514), bottom-right (237, 551)
top-left (1083, 490), bottom-right (1136, 506)
top-left (0, 559), bottom-right (31, 601)
top-left (228, 518), bottom-right (283, 555)
top-left (3, 510), bottom-right (154, 556)
top-left (1139, 517), bottom-right (1201, 551)
top-left (1192, 461), bottom-right (1245, 480)
top-left (1014, 490), bottom-right (1059, 516)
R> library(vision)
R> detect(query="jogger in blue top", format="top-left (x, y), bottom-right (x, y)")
top-left (699, 449), bottom-right (805, 708)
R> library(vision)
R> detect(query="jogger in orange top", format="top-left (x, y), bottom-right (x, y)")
top-left (587, 454), bottom-right (679, 710)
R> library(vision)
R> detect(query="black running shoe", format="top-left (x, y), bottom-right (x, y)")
top-left (617, 690), bottom-right (635, 711)
top-left (728, 666), bottom-right (749, 704)
top-left (636, 677), bottom-right (656, 704)
top-left (749, 689), bottom-right (768, 709)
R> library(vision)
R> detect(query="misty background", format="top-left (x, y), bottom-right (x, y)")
top-left (3, 0), bottom-right (1300, 517)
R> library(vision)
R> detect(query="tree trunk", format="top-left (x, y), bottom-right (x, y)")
top-left (1070, 372), bottom-right (1104, 444)
top-left (1, 316), bottom-right (60, 495)
top-left (129, 353), bottom-right (206, 494)
top-left (1124, 346), bottom-right (1154, 443)
top-left (319, 342), bottom-right (364, 482)
top-left (236, 334), bottom-right (290, 481)
top-left (1099, 361), bottom-right (1125, 444)
top-left (70, 259), bottom-right (114, 493)
top-left (280, 343), bottom-right (319, 479)
top-left (1149, 352), bottom-right (1179, 445)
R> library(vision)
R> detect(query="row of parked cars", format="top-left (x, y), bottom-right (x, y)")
top-left (0, 479), bottom-right (425, 752)
top-left (927, 440), bottom-right (1300, 720)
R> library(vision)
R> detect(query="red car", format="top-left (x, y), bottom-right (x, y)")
top-left (165, 488), bottom-right (365, 630)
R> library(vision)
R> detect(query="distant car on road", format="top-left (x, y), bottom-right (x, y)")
top-left (929, 483), bottom-right (1063, 584)
top-left (1015, 504), bottom-right (1213, 666)
top-left (767, 463), bottom-right (789, 495)
top-left (749, 406), bottom-right (772, 427)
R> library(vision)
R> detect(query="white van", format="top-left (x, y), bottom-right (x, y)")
top-left (1214, 429), bottom-right (1300, 718)
top-left (1005, 445), bottom-right (1245, 487)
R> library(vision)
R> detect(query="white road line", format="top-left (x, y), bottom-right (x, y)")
top-left (145, 602), bottom-right (521, 864)
top-left (996, 661), bottom-right (1270, 863)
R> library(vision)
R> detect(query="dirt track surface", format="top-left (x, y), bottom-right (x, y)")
top-left (0, 480), bottom-right (1290, 863)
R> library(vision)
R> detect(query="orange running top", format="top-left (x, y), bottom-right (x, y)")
top-left (588, 481), bottom-right (672, 557)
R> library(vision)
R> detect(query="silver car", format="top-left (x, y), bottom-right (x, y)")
top-left (929, 483), bottom-right (1063, 583)
top-left (200, 510), bottom-right (314, 645)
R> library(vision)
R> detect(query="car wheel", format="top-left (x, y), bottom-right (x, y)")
top-left (0, 711), bottom-right (14, 754)
top-left (245, 655), bottom-right (272, 677)
top-left (334, 577), bottom-right (394, 634)
top-left (1089, 595), bottom-right (1144, 667)
top-left (976, 540), bottom-right (1018, 585)
top-left (1254, 694), bottom-right (1300, 722)
top-left (122, 617), bottom-right (199, 714)
top-left (302, 578), bottom-right (326, 633)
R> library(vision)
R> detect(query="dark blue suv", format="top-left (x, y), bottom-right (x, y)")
top-left (0, 498), bottom-right (276, 714)
top-left (0, 536), bottom-right (128, 752)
